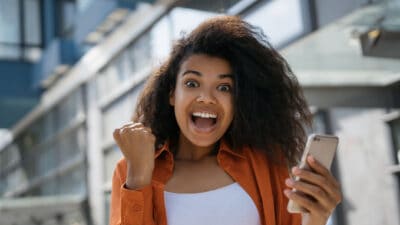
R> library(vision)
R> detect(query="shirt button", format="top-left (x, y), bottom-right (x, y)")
top-left (132, 203), bottom-right (142, 212)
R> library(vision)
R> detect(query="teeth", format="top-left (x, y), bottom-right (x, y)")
top-left (192, 112), bottom-right (217, 119)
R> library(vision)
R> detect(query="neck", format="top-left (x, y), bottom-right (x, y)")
top-left (175, 133), bottom-right (218, 161)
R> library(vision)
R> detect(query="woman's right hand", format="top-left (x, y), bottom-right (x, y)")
top-left (113, 122), bottom-right (156, 189)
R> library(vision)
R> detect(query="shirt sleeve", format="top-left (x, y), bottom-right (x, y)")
top-left (110, 162), bottom-right (155, 225)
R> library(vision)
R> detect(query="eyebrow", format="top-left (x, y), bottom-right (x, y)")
top-left (182, 70), bottom-right (234, 79)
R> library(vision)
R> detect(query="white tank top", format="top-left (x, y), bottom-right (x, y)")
top-left (164, 182), bottom-right (261, 225)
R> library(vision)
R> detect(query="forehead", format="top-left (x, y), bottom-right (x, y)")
top-left (179, 54), bottom-right (233, 76)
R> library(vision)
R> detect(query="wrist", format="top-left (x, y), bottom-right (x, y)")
top-left (125, 162), bottom-right (153, 190)
top-left (125, 175), bottom-right (152, 190)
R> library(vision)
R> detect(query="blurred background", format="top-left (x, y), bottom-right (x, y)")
top-left (0, 0), bottom-right (399, 224)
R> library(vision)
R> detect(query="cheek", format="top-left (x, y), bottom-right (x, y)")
top-left (222, 96), bottom-right (234, 120)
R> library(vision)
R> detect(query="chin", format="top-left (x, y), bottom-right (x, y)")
top-left (186, 134), bottom-right (221, 148)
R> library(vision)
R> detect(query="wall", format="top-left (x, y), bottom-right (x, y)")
top-left (331, 108), bottom-right (400, 225)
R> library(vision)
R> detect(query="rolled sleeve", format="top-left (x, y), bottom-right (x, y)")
top-left (110, 161), bottom-right (155, 225)
top-left (120, 184), bottom-right (154, 225)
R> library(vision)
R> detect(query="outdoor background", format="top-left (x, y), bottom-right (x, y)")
top-left (0, 0), bottom-right (399, 225)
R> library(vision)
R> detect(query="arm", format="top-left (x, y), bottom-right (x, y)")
top-left (110, 162), bottom-right (155, 225)
top-left (110, 121), bottom-right (157, 225)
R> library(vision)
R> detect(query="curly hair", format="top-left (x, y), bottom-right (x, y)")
top-left (133, 15), bottom-right (312, 166)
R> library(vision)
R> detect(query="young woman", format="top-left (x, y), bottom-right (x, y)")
top-left (110, 16), bottom-right (342, 225)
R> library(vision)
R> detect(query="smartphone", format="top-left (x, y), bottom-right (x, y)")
top-left (287, 134), bottom-right (339, 213)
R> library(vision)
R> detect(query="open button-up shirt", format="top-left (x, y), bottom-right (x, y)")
top-left (110, 140), bottom-right (301, 225)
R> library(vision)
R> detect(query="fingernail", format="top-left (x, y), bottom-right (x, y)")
top-left (285, 179), bottom-right (294, 186)
top-left (284, 189), bottom-right (291, 196)
top-left (292, 167), bottom-right (300, 175)
top-left (308, 155), bottom-right (315, 163)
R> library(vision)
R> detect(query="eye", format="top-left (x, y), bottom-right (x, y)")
top-left (217, 84), bottom-right (232, 92)
top-left (185, 80), bottom-right (199, 88)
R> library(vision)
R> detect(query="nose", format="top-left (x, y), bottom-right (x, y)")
top-left (196, 90), bottom-right (216, 104)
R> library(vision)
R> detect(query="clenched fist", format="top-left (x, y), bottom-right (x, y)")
top-left (113, 122), bottom-right (156, 190)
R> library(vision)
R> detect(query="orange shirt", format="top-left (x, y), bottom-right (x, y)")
top-left (110, 140), bottom-right (301, 225)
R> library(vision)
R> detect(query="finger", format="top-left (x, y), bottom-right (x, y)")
top-left (292, 162), bottom-right (339, 192)
top-left (113, 128), bottom-right (121, 140)
top-left (286, 179), bottom-right (336, 210)
top-left (123, 122), bottom-right (143, 129)
top-left (284, 189), bottom-right (330, 217)
top-left (307, 156), bottom-right (331, 178)
top-left (293, 167), bottom-right (342, 205)
top-left (308, 155), bottom-right (341, 189)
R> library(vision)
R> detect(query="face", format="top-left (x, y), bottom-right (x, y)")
top-left (169, 54), bottom-right (234, 148)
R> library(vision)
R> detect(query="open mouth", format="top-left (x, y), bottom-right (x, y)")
top-left (190, 112), bottom-right (218, 132)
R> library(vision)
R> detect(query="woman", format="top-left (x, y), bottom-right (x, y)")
top-left (110, 15), bottom-right (342, 225)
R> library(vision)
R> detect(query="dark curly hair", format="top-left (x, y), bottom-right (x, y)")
top-left (134, 15), bottom-right (312, 166)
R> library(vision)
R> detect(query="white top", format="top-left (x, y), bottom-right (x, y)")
top-left (164, 182), bottom-right (261, 225)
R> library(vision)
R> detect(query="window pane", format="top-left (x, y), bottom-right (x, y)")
top-left (42, 109), bottom-right (57, 141)
top-left (58, 164), bottom-right (86, 195)
top-left (77, 0), bottom-right (94, 13)
top-left (127, 32), bottom-right (152, 75)
top-left (101, 83), bottom-right (143, 142)
top-left (0, 0), bottom-right (20, 43)
top-left (0, 44), bottom-right (21, 59)
top-left (5, 168), bottom-right (28, 194)
top-left (104, 145), bottom-right (122, 183)
top-left (104, 192), bottom-right (111, 225)
top-left (59, 126), bottom-right (86, 164)
top-left (59, 1), bottom-right (76, 37)
top-left (390, 119), bottom-right (400, 164)
top-left (40, 175), bottom-right (58, 195)
top-left (24, 0), bottom-right (41, 45)
top-left (245, 0), bottom-right (305, 47)
top-left (37, 144), bottom-right (58, 176)
top-left (57, 88), bottom-right (84, 130)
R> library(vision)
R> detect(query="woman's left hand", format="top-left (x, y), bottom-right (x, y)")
top-left (284, 155), bottom-right (342, 225)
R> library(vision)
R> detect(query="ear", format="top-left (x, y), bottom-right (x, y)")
top-left (169, 90), bottom-right (175, 106)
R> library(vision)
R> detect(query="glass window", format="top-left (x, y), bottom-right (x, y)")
top-left (177, 0), bottom-right (242, 13)
top-left (0, 44), bottom-right (21, 59)
top-left (42, 109), bottom-right (57, 142)
top-left (150, 16), bottom-right (173, 63)
top-left (5, 168), bottom-right (29, 194)
top-left (390, 119), bottom-right (400, 165)
top-left (244, 0), bottom-right (305, 48)
top-left (104, 145), bottom-right (122, 183)
top-left (17, 135), bottom-right (39, 180)
top-left (0, 0), bottom-right (43, 60)
top-left (24, 0), bottom-right (41, 45)
top-left (59, 126), bottom-right (86, 164)
top-left (0, 0), bottom-right (20, 43)
top-left (37, 144), bottom-right (58, 177)
top-left (127, 32), bottom-right (152, 75)
top-left (104, 192), bottom-right (111, 225)
top-left (101, 83), bottom-right (144, 142)
top-left (77, 0), bottom-right (94, 13)
top-left (58, 0), bottom-right (77, 38)
top-left (40, 174), bottom-right (58, 196)
top-left (0, 144), bottom-right (22, 172)
top-left (57, 88), bottom-right (84, 131)
top-left (58, 164), bottom-right (86, 195)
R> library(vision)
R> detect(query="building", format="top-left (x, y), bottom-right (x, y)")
top-left (0, 0), bottom-right (399, 225)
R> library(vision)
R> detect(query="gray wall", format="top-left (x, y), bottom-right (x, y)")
top-left (331, 108), bottom-right (400, 225)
